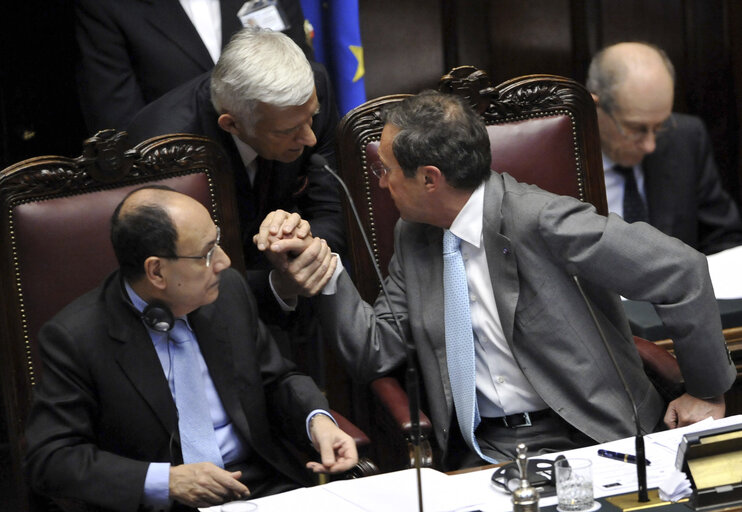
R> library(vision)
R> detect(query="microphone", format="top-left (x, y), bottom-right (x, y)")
top-left (571, 275), bottom-right (650, 505)
top-left (311, 153), bottom-right (425, 512)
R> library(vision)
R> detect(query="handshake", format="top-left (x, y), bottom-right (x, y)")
top-left (253, 209), bottom-right (338, 299)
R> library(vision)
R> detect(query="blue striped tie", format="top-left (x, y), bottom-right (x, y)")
top-left (442, 230), bottom-right (495, 463)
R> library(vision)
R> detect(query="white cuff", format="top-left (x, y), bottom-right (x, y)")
top-left (321, 254), bottom-right (344, 295)
top-left (305, 409), bottom-right (337, 440)
top-left (269, 270), bottom-right (298, 311)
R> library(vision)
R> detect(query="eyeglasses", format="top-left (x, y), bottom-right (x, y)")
top-left (168, 226), bottom-right (221, 267)
top-left (604, 109), bottom-right (675, 143)
top-left (370, 160), bottom-right (400, 179)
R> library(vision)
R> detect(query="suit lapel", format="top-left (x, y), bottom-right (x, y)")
top-left (107, 277), bottom-right (179, 438)
top-left (642, 143), bottom-right (676, 235)
top-left (482, 175), bottom-right (520, 345)
top-left (144, 0), bottom-right (215, 71)
top-left (221, 0), bottom-right (246, 46)
top-left (189, 304), bottom-right (253, 443)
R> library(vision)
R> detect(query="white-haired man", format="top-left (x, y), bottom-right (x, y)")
top-left (128, 28), bottom-right (344, 321)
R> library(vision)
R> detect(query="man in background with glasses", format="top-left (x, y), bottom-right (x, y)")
top-left (587, 42), bottom-right (742, 255)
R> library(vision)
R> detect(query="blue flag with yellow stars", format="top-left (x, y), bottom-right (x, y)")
top-left (300, 0), bottom-right (366, 115)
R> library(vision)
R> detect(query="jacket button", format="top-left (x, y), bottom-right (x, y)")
top-left (503, 247), bottom-right (509, 255)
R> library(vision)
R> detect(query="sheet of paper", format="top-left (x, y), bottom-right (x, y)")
top-left (322, 468), bottom-right (472, 512)
top-left (199, 485), bottom-right (367, 512)
top-left (707, 245), bottom-right (742, 299)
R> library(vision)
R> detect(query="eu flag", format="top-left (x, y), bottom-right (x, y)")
top-left (300, 0), bottom-right (366, 115)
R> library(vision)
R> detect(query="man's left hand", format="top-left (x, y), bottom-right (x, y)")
top-left (664, 393), bottom-right (725, 429)
top-left (306, 414), bottom-right (359, 474)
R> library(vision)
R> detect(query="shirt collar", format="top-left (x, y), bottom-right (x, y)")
top-left (124, 280), bottom-right (191, 331)
top-left (124, 280), bottom-right (148, 314)
top-left (602, 152), bottom-right (618, 172)
top-left (231, 134), bottom-right (258, 168)
top-left (448, 182), bottom-right (485, 249)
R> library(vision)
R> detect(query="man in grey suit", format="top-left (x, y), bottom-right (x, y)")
top-left (257, 91), bottom-right (735, 470)
top-left (587, 42), bottom-right (742, 255)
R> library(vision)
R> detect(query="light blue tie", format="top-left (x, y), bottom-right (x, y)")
top-left (442, 230), bottom-right (495, 463)
top-left (169, 319), bottom-right (224, 467)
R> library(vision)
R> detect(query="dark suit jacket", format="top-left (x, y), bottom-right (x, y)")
top-left (127, 65), bottom-right (345, 306)
top-left (643, 113), bottom-right (742, 255)
top-left (75, 0), bottom-right (311, 132)
top-left (318, 172), bottom-right (736, 469)
top-left (24, 268), bottom-right (328, 511)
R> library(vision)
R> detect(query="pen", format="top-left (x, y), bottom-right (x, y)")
top-left (597, 449), bottom-right (651, 465)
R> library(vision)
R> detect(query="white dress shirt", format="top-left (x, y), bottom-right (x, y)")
top-left (448, 183), bottom-right (548, 417)
top-left (179, 0), bottom-right (222, 64)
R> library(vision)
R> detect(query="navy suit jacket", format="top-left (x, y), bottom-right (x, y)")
top-left (25, 268), bottom-right (327, 511)
top-left (642, 113), bottom-right (742, 254)
top-left (127, 64), bottom-right (345, 306)
top-left (75, 0), bottom-right (311, 132)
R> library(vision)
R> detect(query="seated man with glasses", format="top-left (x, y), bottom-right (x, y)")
top-left (587, 41), bottom-right (742, 255)
top-left (24, 186), bottom-right (356, 511)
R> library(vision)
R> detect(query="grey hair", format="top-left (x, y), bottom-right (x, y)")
top-left (210, 27), bottom-right (314, 122)
top-left (586, 42), bottom-right (675, 113)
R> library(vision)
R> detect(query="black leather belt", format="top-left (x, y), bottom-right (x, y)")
top-left (481, 409), bottom-right (552, 429)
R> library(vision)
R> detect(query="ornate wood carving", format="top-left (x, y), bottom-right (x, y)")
top-left (439, 65), bottom-right (583, 123)
top-left (0, 131), bottom-right (220, 204)
top-left (78, 129), bottom-right (137, 182)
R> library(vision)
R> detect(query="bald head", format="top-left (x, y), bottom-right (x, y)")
top-left (587, 42), bottom-right (676, 166)
top-left (587, 42), bottom-right (675, 114)
top-left (111, 187), bottom-right (204, 281)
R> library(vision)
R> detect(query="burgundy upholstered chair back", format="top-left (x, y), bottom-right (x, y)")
top-left (0, 131), bottom-right (243, 511)
top-left (336, 68), bottom-right (606, 304)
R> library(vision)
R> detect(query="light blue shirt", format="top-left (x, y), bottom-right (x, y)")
top-left (125, 283), bottom-right (333, 509)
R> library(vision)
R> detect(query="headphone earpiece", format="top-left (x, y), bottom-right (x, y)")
top-left (141, 300), bottom-right (175, 332)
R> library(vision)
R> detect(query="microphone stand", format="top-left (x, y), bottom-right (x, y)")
top-left (313, 155), bottom-right (425, 512)
top-left (572, 276), bottom-right (649, 504)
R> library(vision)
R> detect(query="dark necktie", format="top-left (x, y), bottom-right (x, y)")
top-left (614, 165), bottom-right (648, 223)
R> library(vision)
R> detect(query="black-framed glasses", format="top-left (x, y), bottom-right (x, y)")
top-left (604, 109), bottom-right (675, 143)
top-left (168, 226), bottom-right (221, 267)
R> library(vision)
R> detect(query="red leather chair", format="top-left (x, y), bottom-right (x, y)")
top-left (335, 67), bottom-right (682, 471)
top-left (0, 130), bottom-right (373, 512)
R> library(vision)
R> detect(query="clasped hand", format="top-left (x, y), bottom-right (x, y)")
top-left (253, 210), bottom-right (337, 298)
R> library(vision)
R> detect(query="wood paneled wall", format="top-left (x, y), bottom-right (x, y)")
top-left (359, 0), bottom-right (742, 205)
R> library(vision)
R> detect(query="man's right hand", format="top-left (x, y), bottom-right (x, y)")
top-left (169, 462), bottom-right (250, 508)
top-left (254, 210), bottom-right (338, 298)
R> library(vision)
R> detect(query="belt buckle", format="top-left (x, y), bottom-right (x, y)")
top-left (504, 412), bottom-right (532, 428)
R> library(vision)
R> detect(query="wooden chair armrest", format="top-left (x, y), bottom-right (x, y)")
top-left (370, 376), bottom-right (432, 435)
top-left (331, 409), bottom-right (370, 448)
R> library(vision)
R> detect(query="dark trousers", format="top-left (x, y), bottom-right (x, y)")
top-left (452, 409), bottom-right (596, 469)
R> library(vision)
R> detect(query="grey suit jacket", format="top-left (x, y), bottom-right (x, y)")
top-left (25, 268), bottom-right (326, 511)
top-left (318, 172), bottom-right (735, 466)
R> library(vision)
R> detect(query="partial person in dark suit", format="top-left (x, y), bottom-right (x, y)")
top-left (75, 0), bottom-right (312, 132)
top-left (24, 187), bottom-right (356, 511)
top-left (258, 91), bottom-right (735, 470)
top-left (128, 28), bottom-right (344, 314)
top-left (587, 41), bottom-right (742, 255)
